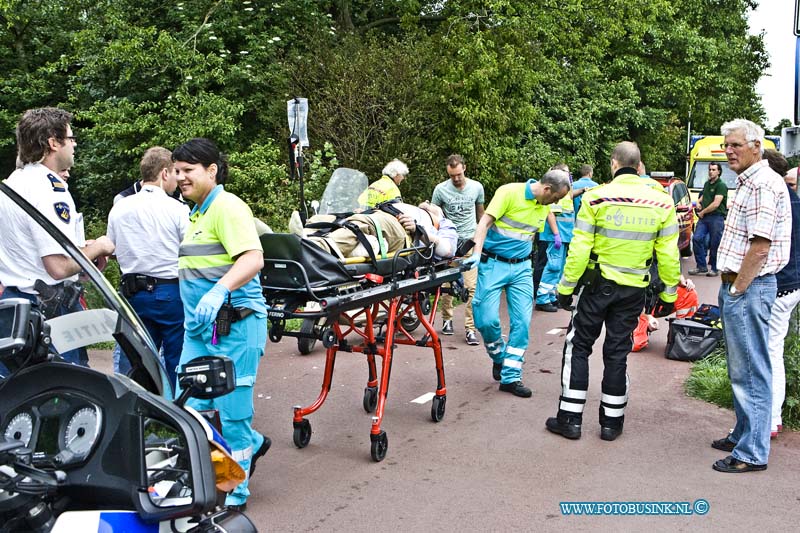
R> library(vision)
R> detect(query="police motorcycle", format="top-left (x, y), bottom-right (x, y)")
top-left (0, 183), bottom-right (256, 532)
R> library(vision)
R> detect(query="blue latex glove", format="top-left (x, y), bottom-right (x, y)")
top-left (553, 234), bottom-right (563, 250)
top-left (462, 253), bottom-right (481, 270)
top-left (196, 283), bottom-right (230, 325)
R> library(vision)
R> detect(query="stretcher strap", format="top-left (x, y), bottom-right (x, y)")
top-left (369, 215), bottom-right (388, 258)
top-left (304, 219), bottom-right (380, 269)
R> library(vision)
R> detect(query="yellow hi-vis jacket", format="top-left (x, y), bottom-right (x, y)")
top-left (557, 172), bottom-right (681, 302)
top-left (357, 175), bottom-right (402, 208)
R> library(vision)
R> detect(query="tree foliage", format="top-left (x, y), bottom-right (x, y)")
top-left (0, 0), bottom-right (772, 231)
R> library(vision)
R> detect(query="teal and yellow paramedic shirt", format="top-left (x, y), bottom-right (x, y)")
top-left (178, 185), bottom-right (267, 335)
top-left (483, 179), bottom-right (550, 259)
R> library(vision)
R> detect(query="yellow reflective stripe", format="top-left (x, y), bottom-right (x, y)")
top-left (498, 215), bottom-right (539, 233)
top-left (658, 224), bottom-right (679, 237)
top-left (179, 264), bottom-right (233, 281)
top-left (491, 224), bottom-right (534, 242)
top-left (179, 243), bottom-right (227, 257)
top-left (596, 227), bottom-right (657, 241)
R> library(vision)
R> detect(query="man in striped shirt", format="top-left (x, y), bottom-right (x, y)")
top-left (710, 119), bottom-right (791, 474)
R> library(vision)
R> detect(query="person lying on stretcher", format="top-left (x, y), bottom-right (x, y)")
top-left (297, 200), bottom-right (458, 261)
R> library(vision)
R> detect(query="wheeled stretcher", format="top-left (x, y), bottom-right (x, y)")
top-left (260, 232), bottom-right (467, 461)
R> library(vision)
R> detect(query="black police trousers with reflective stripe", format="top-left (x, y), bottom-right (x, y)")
top-left (557, 277), bottom-right (645, 428)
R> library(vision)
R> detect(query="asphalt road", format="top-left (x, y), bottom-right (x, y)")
top-left (235, 257), bottom-right (800, 532)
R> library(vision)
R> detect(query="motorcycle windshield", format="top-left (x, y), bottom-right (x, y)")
top-left (318, 167), bottom-right (369, 215)
top-left (0, 182), bottom-right (172, 397)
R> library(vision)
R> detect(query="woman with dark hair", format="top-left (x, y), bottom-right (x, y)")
top-left (173, 138), bottom-right (269, 511)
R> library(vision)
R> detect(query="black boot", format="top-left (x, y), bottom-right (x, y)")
top-left (545, 415), bottom-right (582, 439)
top-left (498, 381), bottom-right (532, 398)
top-left (600, 425), bottom-right (623, 441)
top-left (492, 363), bottom-right (502, 381)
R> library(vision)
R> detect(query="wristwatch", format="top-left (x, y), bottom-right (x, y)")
top-left (729, 285), bottom-right (739, 296)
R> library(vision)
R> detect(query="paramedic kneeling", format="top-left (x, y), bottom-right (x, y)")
top-left (546, 141), bottom-right (681, 441)
top-left (173, 138), bottom-right (270, 511)
top-left (464, 169), bottom-right (571, 398)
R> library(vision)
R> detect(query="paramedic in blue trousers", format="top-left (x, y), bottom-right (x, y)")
top-left (172, 138), bottom-right (270, 511)
top-left (546, 141), bottom-right (681, 441)
top-left (535, 164), bottom-right (576, 312)
top-left (464, 169), bottom-right (571, 397)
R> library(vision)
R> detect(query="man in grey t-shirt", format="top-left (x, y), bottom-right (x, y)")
top-left (431, 154), bottom-right (485, 345)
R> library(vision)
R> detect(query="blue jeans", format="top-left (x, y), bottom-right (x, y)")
top-left (718, 275), bottom-right (775, 465)
top-left (693, 213), bottom-right (724, 270)
top-left (472, 257), bottom-right (533, 384)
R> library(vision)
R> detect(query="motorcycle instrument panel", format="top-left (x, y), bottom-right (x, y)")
top-left (1, 391), bottom-right (103, 468)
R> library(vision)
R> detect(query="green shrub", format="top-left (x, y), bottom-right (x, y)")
top-left (783, 332), bottom-right (800, 430)
top-left (686, 332), bottom-right (800, 430)
top-left (685, 346), bottom-right (733, 409)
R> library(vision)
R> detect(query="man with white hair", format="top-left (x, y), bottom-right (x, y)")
top-left (710, 119), bottom-right (792, 473)
top-left (358, 159), bottom-right (408, 208)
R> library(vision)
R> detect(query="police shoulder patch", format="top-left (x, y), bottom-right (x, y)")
top-left (46, 173), bottom-right (66, 192)
top-left (54, 202), bottom-right (71, 223)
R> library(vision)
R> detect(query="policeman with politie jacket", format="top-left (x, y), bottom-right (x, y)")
top-left (546, 141), bottom-right (681, 441)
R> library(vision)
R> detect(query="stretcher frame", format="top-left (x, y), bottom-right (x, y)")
top-left (260, 233), bottom-right (466, 461)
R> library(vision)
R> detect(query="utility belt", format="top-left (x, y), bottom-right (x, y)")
top-left (121, 273), bottom-right (179, 298)
top-left (480, 251), bottom-right (529, 264)
top-left (32, 279), bottom-right (83, 320)
top-left (213, 302), bottom-right (255, 340)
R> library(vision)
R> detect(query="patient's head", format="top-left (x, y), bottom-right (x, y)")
top-left (419, 200), bottom-right (443, 226)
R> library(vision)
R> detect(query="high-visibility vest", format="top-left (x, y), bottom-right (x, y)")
top-left (358, 175), bottom-right (401, 208)
top-left (558, 173), bottom-right (681, 302)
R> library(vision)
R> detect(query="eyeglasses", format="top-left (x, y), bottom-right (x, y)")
top-left (719, 141), bottom-right (751, 150)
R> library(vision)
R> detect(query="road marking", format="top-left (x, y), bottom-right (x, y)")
top-left (411, 392), bottom-right (435, 404)
top-left (547, 328), bottom-right (565, 335)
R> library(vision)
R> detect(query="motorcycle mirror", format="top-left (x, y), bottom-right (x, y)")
top-left (0, 298), bottom-right (33, 358)
top-left (174, 355), bottom-right (236, 407)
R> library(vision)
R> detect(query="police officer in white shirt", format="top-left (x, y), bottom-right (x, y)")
top-left (107, 147), bottom-right (190, 387)
top-left (0, 107), bottom-right (115, 370)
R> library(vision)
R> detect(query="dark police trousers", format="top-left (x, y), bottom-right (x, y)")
top-left (558, 277), bottom-right (645, 429)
